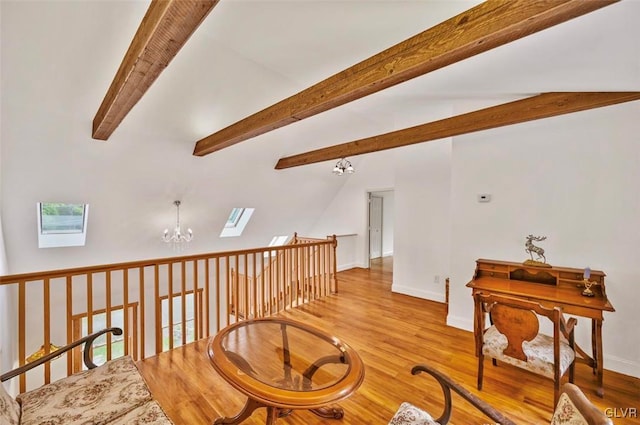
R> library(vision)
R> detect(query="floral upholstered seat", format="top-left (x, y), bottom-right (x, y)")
top-left (0, 328), bottom-right (173, 425)
top-left (388, 402), bottom-right (440, 425)
top-left (0, 380), bottom-right (20, 425)
top-left (482, 325), bottom-right (575, 379)
top-left (17, 356), bottom-right (168, 425)
top-left (551, 383), bottom-right (613, 425)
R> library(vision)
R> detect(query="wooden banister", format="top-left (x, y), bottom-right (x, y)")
top-left (0, 235), bottom-right (337, 392)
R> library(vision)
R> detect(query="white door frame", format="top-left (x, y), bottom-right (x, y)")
top-left (366, 188), bottom-right (393, 268)
top-left (369, 195), bottom-right (383, 260)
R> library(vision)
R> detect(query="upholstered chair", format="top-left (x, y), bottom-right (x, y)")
top-left (474, 292), bottom-right (577, 406)
top-left (387, 365), bottom-right (611, 425)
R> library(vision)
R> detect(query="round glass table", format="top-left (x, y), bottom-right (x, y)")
top-left (208, 317), bottom-right (365, 424)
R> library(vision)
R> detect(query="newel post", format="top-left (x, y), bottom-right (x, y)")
top-left (330, 235), bottom-right (338, 294)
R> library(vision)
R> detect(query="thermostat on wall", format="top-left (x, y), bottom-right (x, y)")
top-left (477, 194), bottom-right (491, 203)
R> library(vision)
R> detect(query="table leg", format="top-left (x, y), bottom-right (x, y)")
top-left (310, 406), bottom-right (344, 420)
top-left (265, 407), bottom-right (279, 425)
top-left (593, 319), bottom-right (604, 398)
top-left (214, 398), bottom-right (263, 425)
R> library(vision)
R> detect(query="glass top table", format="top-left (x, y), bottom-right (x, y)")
top-left (208, 317), bottom-right (365, 424)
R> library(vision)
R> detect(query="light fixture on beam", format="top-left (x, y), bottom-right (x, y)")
top-left (332, 158), bottom-right (355, 176)
top-left (163, 201), bottom-right (193, 248)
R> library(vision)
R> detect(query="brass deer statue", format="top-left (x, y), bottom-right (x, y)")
top-left (525, 235), bottom-right (547, 263)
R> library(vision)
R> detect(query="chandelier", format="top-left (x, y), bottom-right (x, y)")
top-left (332, 158), bottom-right (355, 175)
top-left (163, 200), bottom-right (193, 247)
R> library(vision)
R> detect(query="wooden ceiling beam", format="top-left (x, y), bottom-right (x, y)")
top-left (92, 0), bottom-right (218, 140)
top-left (274, 92), bottom-right (640, 169)
top-left (193, 0), bottom-right (619, 156)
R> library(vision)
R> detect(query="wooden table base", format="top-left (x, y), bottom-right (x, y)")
top-left (214, 398), bottom-right (344, 425)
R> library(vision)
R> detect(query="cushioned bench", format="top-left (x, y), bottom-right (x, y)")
top-left (0, 328), bottom-right (173, 425)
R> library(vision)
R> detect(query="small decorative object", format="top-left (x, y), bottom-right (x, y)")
top-left (581, 267), bottom-right (596, 297)
top-left (27, 343), bottom-right (62, 363)
top-left (523, 234), bottom-right (551, 267)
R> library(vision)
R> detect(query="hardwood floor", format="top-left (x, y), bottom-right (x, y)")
top-left (137, 257), bottom-right (639, 424)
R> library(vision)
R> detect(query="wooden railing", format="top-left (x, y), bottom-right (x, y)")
top-left (231, 234), bottom-right (337, 319)
top-left (0, 235), bottom-right (337, 392)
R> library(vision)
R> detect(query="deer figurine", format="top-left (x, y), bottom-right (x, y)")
top-left (525, 235), bottom-right (547, 263)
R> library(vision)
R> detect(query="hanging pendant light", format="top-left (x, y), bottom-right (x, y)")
top-left (162, 200), bottom-right (193, 248)
top-left (332, 158), bottom-right (355, 175)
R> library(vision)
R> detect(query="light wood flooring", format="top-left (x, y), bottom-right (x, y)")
top-left (137, 257), bottom-right (639, 424)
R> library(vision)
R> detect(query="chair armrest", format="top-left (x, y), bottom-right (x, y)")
top-left (0, 327), bottom-right (123, 382)
top-left (555, 383), bottom-right (613, 425)
top-left (411, 364), bottom-right (516, 425)
top-left (560, 316), bottom-right (577, 340)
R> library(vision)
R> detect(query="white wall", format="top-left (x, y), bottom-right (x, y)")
top-left (0, 216), bottom-right (16, 395)
top-left (0, 1), bottom-right (394, 275)
top-left (447, 102), bottom-right (640, 377)
top-left (0, 5), bottom-right (18, 386)
top-left (313, 102), bottom-right (640, 378)
top-left (391, 142), bottom-right (451, 302)
top-left (310, 151), bottom-right (396, 268)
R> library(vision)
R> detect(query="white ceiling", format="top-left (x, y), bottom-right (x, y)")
top-left (59, 0), bottom-right (640, 156)
top-left (1, 0), bottom-right (639, 271)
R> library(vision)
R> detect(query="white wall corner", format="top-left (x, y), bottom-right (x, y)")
top-left (337, 262), bottom-right (358, 272)
top-left (391, 284), bottom-right (445, 303)
top-left (382, 250), bottom-right (394, 257)
top-left (446, 314), bottom-right (474, 332)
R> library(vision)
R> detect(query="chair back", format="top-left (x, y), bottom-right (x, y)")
top-left (490, 303), bottom-right (539, 362)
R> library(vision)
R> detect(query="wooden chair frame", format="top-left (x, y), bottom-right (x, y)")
top-left (1, 327), bottom-right (123, 383)
top-left (411, 363), bottom-right (517, 425)
top-left (555, 383), bottom-right (613, 425)
top-left (474, 292), bottom-right (577, 405)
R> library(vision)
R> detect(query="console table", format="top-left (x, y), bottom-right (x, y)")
top-left (466, 259), bottom-right (615, 398)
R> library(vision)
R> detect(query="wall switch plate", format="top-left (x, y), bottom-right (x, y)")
top-left (478, 194), bottom-right (491, 203)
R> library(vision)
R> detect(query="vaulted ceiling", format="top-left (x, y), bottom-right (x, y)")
top-left (1, 0), bottom-right (639, 272)
top-left (90, 0), bottom-right (639, 167)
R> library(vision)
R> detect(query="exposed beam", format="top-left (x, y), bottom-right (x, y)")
top-left (93, 0), bottom-right (218, 140)
top-left (275, 92), bottom-right (640, 169)
top-left (193, 0), bottom-right (619, 156)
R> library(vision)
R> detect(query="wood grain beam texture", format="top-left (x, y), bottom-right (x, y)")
top-left (92, 0), bottom-right (218, 141)
top-left (193, 0), bottom-right (619, 156)
top-left (275, 92), bottom-right (640, 169)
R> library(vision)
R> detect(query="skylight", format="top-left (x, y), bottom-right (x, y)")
top-left (224, 207), bottom-right (245, 228)
top-left (37, 202), bottom-right (89, 248)
top-left (264, 235), bottom-right (289, 257)
top-left (220, 207), bottom-right (254, 238)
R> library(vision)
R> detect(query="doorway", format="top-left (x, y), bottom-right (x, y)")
top-left (367, 190), bottom-right (394, 269)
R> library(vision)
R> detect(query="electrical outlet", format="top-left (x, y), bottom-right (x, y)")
top-left (434, 275), bottom-right (440, 284)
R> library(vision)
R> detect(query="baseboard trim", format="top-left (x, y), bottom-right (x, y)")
top-left (605, 354), bottom-right (640, 378)
top-left (446, 315), bottom-right (473, 332)
top-left (337, 263), bottom-right (356, 272)
top-left (337, 262), bottom-right (369, 272)
top-left (391, 284), bottom-right (445, 303)
top-left (382, 251), bottom-right (393, 257)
